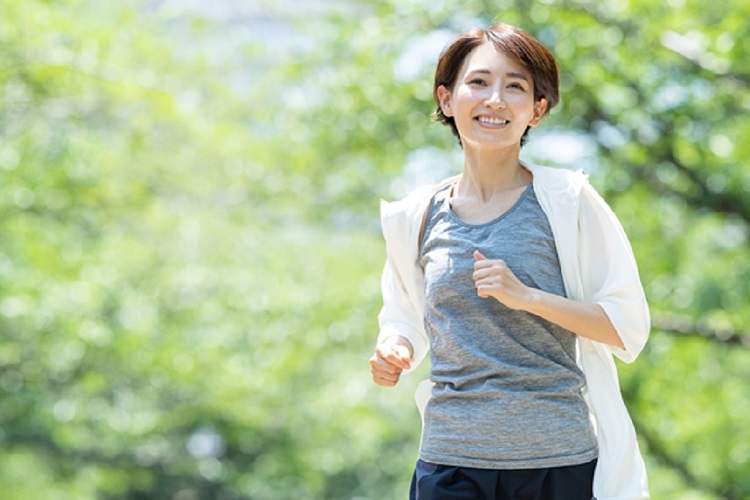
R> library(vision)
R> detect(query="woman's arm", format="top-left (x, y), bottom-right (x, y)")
top-left (472, 250), bottom-right (625, 349)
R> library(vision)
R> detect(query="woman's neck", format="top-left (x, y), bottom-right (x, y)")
top-left (456, 145), bottom-right (530, 203)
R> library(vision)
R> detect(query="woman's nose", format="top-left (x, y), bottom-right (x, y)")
top-left (484, 89), bottom-right (506, 108)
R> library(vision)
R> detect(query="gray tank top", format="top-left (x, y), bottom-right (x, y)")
top-left (418, 183), bottom-right (598, 469)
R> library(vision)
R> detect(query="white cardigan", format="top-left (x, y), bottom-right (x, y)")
top-left (377, 163), bottom-right (650, 499)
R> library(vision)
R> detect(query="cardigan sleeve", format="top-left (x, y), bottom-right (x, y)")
top-left (375, 176), bottom-right (461, 373)
top-left (377, 256), bottom-right (430, 373)
top-left (578, 181), bottom-right (650, 363)
top-left (376, 195), bottom-right (431, 373)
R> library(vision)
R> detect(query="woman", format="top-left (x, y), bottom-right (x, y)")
top-left (369, 23), bottom-right (650, 500)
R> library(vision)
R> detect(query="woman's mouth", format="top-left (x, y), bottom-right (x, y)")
top-left (476, 116), bottom-right (509, 126)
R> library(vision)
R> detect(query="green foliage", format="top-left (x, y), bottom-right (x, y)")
top-left (1, 0), bottom-right (748, 498)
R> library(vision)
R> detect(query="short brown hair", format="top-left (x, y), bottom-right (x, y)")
top-left (433, 23), bottom-right (560, 146)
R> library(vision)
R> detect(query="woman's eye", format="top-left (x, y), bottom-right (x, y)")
top-left (508, 82), bottom-right (525, 90)
top-left (470, 79), bottom-right (486, 86)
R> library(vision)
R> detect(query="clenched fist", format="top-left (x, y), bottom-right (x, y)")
top-left (472, 250), bottom-right (534, 310)
top-left (369, 335), bottom-right (413, 387)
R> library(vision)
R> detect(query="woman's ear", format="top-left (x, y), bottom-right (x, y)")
top-left (437, 85), bottom-right (453, 117)
top-left (529, 97), bottom-right (548, 127)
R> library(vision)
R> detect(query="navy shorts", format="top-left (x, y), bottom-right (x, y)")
top-left (409, 458), bottom-right (597, 500)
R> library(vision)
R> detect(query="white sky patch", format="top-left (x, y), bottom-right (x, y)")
top-left (661, 30), bottom-right (730, 74)
top-left (522, 130), bottom-right (599, 173)
top-left (393, 29), bottom-right (457, 82)
top-left (391, 146), bottom-right (461, 198)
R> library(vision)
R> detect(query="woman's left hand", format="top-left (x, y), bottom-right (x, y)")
top-left (472, 251), bottom-right (625, 348)
top-left (472, 250), bottom-right (535, 310)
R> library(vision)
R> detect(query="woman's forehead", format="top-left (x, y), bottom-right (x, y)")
top-left (460, 42), bottom-right (532, 79)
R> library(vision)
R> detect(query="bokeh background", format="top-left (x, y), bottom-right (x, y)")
top-left (1, 0), bottom-right (748, 498)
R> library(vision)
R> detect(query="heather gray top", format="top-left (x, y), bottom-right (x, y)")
top-left (418, 183), bottom-right (598, 470)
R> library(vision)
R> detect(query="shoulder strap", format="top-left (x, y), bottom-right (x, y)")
top-left (415, 175), bottom-right (461, 254)
top-left (417, 203), bottom-right (429, 253)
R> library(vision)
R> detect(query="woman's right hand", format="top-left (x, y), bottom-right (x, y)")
top-left (369, 336), bottom-right (413, 387)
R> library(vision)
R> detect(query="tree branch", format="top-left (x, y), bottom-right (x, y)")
top-left (631, 415), bottom-right (735, 499)
top-left (637, 425), bottom-right (705, 494)
top-left (652, 313), bottom-right (750, 347)
top-left (621, 378), bottom-right (740, 499)
top-left (581, 90), bottom-right (750, 226)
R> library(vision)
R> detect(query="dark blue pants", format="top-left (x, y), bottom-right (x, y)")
top-left (409, 459), bottom-right (597, 500)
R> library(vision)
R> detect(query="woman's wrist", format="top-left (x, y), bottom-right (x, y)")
top-left (381, 334), bottom-right (414, 360)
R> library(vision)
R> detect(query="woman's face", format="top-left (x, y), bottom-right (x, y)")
top-left (437, 41), bottom-right (547, 151)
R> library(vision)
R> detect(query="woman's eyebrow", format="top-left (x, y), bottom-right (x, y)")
top-left (505, 71), bottom-right (530, 81)
top-left (466, 69), bottom-right (529, 81)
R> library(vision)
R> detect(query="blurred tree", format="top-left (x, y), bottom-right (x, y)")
top-left (0, 0), bottom-right (748, 499)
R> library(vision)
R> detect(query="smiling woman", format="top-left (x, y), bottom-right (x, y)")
top-left (369, 23), bottom-right (651, 500)
top-left (433, 24), bottom-right (559, 148)
top-left (436, 45), bottom-right (547, 153)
